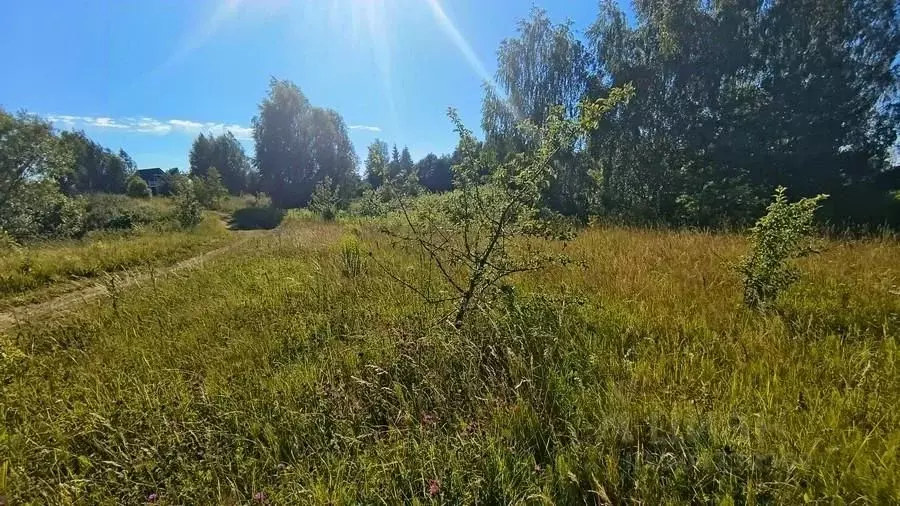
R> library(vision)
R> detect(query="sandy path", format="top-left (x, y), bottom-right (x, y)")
top-left (0, 234), bottom-right (256, 332)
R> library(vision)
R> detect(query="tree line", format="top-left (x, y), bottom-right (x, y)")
top-left (481, 1), bottom-right (899, 228)
top-left (0, 109), bottom-right (236, 241)
top-left (3, 0), bottom-right (898, 238)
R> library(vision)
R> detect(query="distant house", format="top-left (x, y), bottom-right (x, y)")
top-left (136, 168), bottom-right (166, 195)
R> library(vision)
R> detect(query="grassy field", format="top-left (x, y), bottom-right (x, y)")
top-left (1, 216), bottom-right (898, 503)
top-left (0, 214), bottom-right (231, 309)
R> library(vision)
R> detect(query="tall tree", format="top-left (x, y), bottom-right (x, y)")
top-left (388, 144), bottom-right (402, 181)
top-left (399, 147), bottom-right (414, 178)
top-left (119, 149), bottom-right (137, 173)
top-left (588, 0), bottom-right (900, 226)
top-left (1, 110), bottom-right (70, 212)
top-left (308, 107), bottom-right (360, 203)
top-left (213, 132), bottom-right (250, 195)
top-left (365, 139), bottom-right (389, 188)
top-left (189, 133), bottom-right (214, 178)
top-left (0, 109), bottom-right (81, 240)
top-left (482, 7), bottom-right (594, 216)
top-left (60, 130), bottom-right (129, 194)
top-left (415, 153), bottom-right (453, 193)
top-left (253, 78), bottom-right (358, 208)
top-left (189, 132), bottom-right (249, 194)
top-left (482, 7), bottom-right (590, 160)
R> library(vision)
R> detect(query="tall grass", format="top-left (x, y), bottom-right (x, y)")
top-left (1, 218), bottom-right (898, 503)
top-left (0, 215), bottom-right (230, 308)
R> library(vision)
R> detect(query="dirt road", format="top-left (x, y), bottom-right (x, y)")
top-left (0, 236), bottom-right (252, 333)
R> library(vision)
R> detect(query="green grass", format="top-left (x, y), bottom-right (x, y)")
top-left (1, 218), bottom-right (898, 503)
top-left (0, 214), bottom-right (232, 308)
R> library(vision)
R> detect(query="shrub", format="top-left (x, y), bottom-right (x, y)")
top-left (0, 180), bottom-right (85, 241)
top-left (739, 186), bottom-right (829, 309)
top-left (249, 193), bottom-right (272, 208)
top-left (309, 177), bottom-right (339, 220)
top-left (229, 206), bottom-right (285, 230)
top-left (175, 188), bottom-right (203, 229)
top-left (82, 194), bottom-right (168, 231)
top-left (349, 188), bottom-right (397, 217)
top-left (194, 167), bottom-right (227, 209)
top-left (126, 175), bottom-right (151, 198)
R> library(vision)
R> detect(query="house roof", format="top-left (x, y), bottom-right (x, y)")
top-left (136, 168), bottom-right (166, 177)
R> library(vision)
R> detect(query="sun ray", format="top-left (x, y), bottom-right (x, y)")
top-left (423, 0), bottom-right (522, 122)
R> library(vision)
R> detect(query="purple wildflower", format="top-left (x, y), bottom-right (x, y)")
top-left (147, 492), bottom-right (159, 503)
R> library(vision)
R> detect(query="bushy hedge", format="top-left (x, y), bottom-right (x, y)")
top-left (82, 194), bottom-right (171, 231)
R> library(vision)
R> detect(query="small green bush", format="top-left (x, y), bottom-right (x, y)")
top-left (193, 167), bottom-right (227, 209)
top-left (739, 186), bottom-right (828, 309)
top-left (349, 188), bottom-right (396, 217)
top-left (175, 189), bottom-right (203, 229)
top-left (309, 177), bottom-right (339, 220)
top-left (229, 207), bottom-right (285, 230)
top-left (82, 194), bottom-right (168, 231)
top-left (0, 180), bottom-right (85, 241)
top-left (126, 175), bottom-right (151, 198)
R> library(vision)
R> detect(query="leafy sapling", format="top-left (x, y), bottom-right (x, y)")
top-left (378, 85), bottom-right (634, 328)
top-left (309, 176), bottom-right (340, 221)
top-left (739, 186), bottom-right (828, 309)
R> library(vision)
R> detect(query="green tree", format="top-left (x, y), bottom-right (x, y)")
top-left (118, 149), bottom-right (136, 173)
top-left (253, 78), bottom-right (358, 208)
top-left (740, 187), bottom-right (828, 309)
top-left (1, 110), bottom-right (74, 237)
top-left (587, 0), bottom-right (899, 227)
top-left (483, 8), bottom-right (589, 161)
top-left (399, 147), bottom-right (414, 178)
top-left (175, 184), bottom-right (203, 229)
top-left (415, 153), bottom-right (453, 193)
top-left (189, 132), bottom-right (249, 195)
top-left (482, 8), bottom-right (594, 217)
top-left (308, 176), bottom-right (339, 220)
top-left (194, 167), bottom-right (227, 209)
top-left (380, 85), bottom-right (633, 328)
top-left (126, 174), bottom-right (151, 198)
top-left (189, 133), bottom-right (214, 178)
top-left (365, 139), bottom-right (389, 188)
top-left (388, 144), bottom-right (401, 181)
top-left (253, 79), bottom-right (315, 208)
top-left (309, 107), bottom-right (360, 204)
top-left (59, 131), bottom-right (130, 194)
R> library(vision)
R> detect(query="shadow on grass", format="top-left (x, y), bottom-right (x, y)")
top-left (228, 207), bottom-right (286, 230)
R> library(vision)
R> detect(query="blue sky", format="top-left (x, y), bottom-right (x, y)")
top-left (0, 0), bottom-right (623, 172)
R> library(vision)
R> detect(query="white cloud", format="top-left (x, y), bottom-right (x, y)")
top-left (46, 114), bottom-right (254, 140)
top-left (168, 119), bottom-right (205, 130)
top-left (349, 124), bottom-right (382, 132)
top-left (88, 117), bottom-right (128, 129)
top-left (47, 114), bottom-right (358, 142)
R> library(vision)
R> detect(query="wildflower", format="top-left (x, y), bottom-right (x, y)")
top-left (428, 479), bottom-right (441, 497)
top-left (253, 491), bottom-right (267, 503)
top-left (147, 492), bottom-right (159, 503)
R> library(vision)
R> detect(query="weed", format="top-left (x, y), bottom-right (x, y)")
top-left (338, 234), bottom-right (363, 278)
